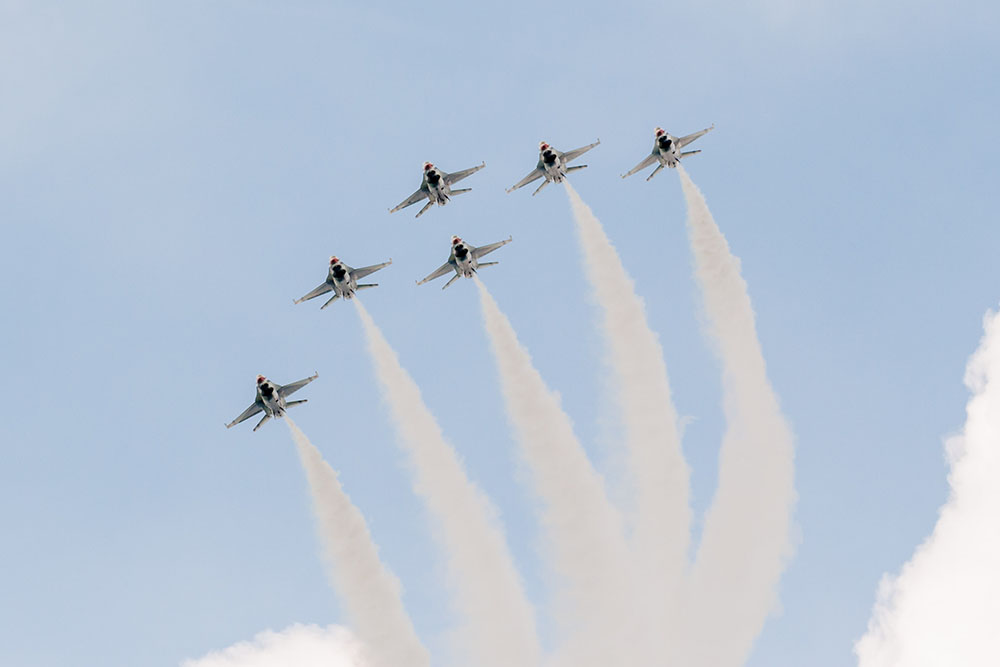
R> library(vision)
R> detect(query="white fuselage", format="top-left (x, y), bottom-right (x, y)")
top-left (539, 147), bottom-right (566, 182)
top-left (257, 380), bottom-right (286, 418)
top-left (655, 132), bottom-right (681, 167)
top-left (329, 261), bottom-right (358, 299)
top-left (423, 167), bottom-right (451, 205)
top-left (451, 241), bottom-right (478, 278)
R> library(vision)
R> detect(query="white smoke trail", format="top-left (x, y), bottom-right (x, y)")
top-left (677, 166), bottom-right (797, 667)
top-left (855, 308), bottom-right (1000, 667)
top-left (564, 182), bottom-right (691, 656)
top-left (181, 624), bottom-right (366, 667)
top-left (352, 301), bottom-right (542, 667)
top-left (474, 278), bottom-right (638, 667)
top-left (285, 418), bottom-right (430, 667)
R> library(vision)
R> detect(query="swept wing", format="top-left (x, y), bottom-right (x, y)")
top-left (417, 261), bottom-right (455, 285)
top-left (278, 372), bottom-right (319, 399)
top-left (472, 236), bottom-right (513, 260)
top-left (677, 125), bottom-right (714, 148)
top-left (561, 140), bottom-right (601, 163)
top-left (351, 260), bottom-right (392, 281)
top-left (226, 401), bottom-right (263, 429)
top-left (444, 162), bottom-right (485, 186)
top-left (390, 187), bottom-right (428, 213)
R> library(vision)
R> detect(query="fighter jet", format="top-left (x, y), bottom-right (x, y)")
top-left (390, 161), bottom-right (486, 218)
top-left (294, 256), bottom-right (392, 309)
top-left (226, 372), bottom-right (318, 432)
top-left (417, 235), bottom-right (513, 289)
top-left (506, 139), bottom-right (600, 196)
top-left (621, 125), bottom-right (715, 180)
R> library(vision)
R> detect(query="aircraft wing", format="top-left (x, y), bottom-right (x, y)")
top-left (445, 162), bottom-right (485, 186)
top-left (621, 152), bottom-right (658, 179)
top-left (278, 372), bottom-right (319, 399)
top-left (677, 124), bottom-right (714, 148)
top-left (226, 400), bottom-right (263, 429)
top-left (561, 139), bottom-right (600, 163)
top-left (506, 167), bottom-right (544, 193)
top-left (351, 260), bottom-right (392, 281)
top-left (417, 261), bottom-right (455, 285)
top-left (390, 187), bottom-right (428, 213)
top-left (294, 281), bottom-right (334, 304)
top-left (472, 236), bottom-right (513, 260)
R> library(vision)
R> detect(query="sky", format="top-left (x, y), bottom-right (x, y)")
top-left (1, 0), bottom-right (999, 665)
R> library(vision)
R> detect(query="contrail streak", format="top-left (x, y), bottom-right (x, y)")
top-left (564, 182), bottom-right (691, 657)
top-left (285, 418), bottom-right (430, 667)
top-left (677, 166), bottom-right (797, 667)
top-left (475, 278), bottom-right (638, 667)
top-left (855, 307), bottom-right (1000, 667)
top-left (353, 301), bottom-right (542, 667)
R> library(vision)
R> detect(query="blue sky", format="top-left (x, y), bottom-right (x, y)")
top-left (1, 1), bottom-right (998, 665)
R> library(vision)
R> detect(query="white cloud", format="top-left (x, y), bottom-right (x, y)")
top-left (181, 624), bottom-right (365, 667)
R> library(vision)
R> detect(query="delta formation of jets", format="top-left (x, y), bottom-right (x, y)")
top-left (227, 125), bottom-right (714, 430)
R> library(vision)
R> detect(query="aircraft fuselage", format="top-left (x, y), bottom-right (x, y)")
top-left (423, 166), bottom-right (452, 205)
top-left (257, 379), bottom-right (287, 418)
top-left (328, 261), bottom-right (359, 299)
top-left (540, 147), bottom-right (567, 183)
top-left (451, 241), bottom-right (478, 278)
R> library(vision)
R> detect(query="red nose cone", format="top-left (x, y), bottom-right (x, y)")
top-left (424, 162), bottom-right (433, 171)
top-left (331, 256), bottom-right (339, 265)
top-left (452, 237), bottom-right (460, 245)
top-left (256, 375), bottom-right (265, 384)
top-left (655, 128), bottom-right (664, 137)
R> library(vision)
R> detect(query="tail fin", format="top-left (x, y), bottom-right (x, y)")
top-left (415, 201), bottom-right (434, 218)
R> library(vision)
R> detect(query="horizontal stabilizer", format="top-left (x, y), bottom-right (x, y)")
top-left (442, 274), bottom-right (462, 290)
top-left (566, 164), bottom-right (588, 172)
top-left (415, 201), bottom-right (434, 218)
top-left (252, 414), bottom-right (271, 432)
top-left (356, 283), bottom-right (378, 290)
top-left (680, 149), bottom-right (701, 158)
top-left (450, 188), bottom-right (472, 196)
top-left (286, 399), bottom-right (308, 409)
top-left (321, 293), bottom-right (341, 309)
top-left (477, 261), bottom-right (499, 268)
top-left (532, 179), bottom-right (550, 196)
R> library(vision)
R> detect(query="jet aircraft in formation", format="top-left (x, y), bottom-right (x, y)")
top-left (226, 373), bottom-right (319, 432)
top-left (390, 161), bottom-right (487, 218)
top-left (621, 124), bottom-right (715, 180)
top-left (417, 235), bottom-right (513, 289)
top-left (295, 256), bottom-right (393, 308)
top-left (506, 140), bottom-right (601, 196)
top-left (229, 124), bottom-right (712, 429)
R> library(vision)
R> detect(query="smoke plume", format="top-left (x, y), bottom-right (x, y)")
top-left (677, 166), bottom-right (797, 667)
top-left (474, 278), bottom-right (638, 667)
top-left (564, 182), bottom-right (691, 655)
top-left (181, 624), bottom-right (365, 667)
top-left (286, 418), bottom-right (430, 667)
top-left (855, 308), bottom-right (1000, 667)
top-left (353, 300), bottom-right (542, 667)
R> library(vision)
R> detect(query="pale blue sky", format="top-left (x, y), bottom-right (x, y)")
top-left (2, 1), bottom-right (998, 665)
